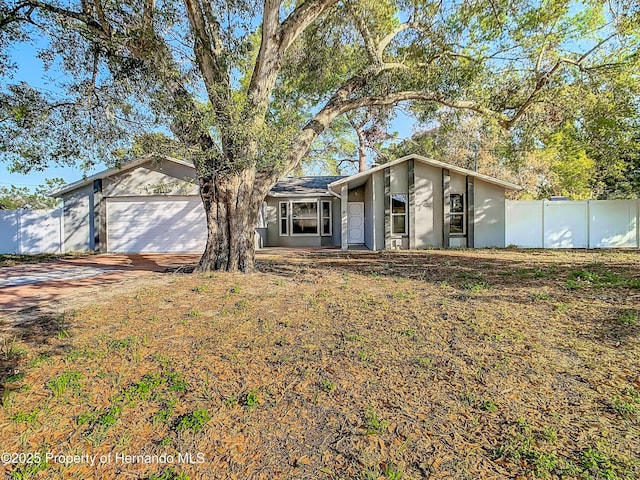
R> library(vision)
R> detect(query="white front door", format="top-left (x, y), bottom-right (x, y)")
top-left (347, 202), bottom-right (365, 244)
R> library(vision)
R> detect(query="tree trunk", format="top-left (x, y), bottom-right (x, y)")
top-left (196, 169), bottom-right (263, 273)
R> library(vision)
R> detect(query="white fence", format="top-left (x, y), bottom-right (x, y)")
top-left (1, 202), bottom-right (639, 255)
top-left (506, 200), bottom-right (640, 248)
top-left (0, 208), bottom-right (64, 254)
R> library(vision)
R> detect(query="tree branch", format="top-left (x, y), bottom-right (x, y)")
top-left (248, 0), bottom-right (338, 115)
top-left (377, 23), bottom-right (414, 59)
top-left (183, 0), bottom-right (229, 106)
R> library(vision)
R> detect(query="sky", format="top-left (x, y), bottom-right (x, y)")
top-left (1, 39), bottom-right (419, 192)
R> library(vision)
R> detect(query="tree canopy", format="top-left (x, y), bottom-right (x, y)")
top-left (0, 178), bottom-right (64, 209)
top-left (1, 0), bottom-right (638, 269)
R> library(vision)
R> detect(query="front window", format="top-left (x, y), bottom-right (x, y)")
top-left (391, 194), bottom-right (407, 234)
top-left (291, 201), bottom-right (318, 235)
top-left (450, 193), bottom-right (465, 234)
top-left (321, 200), bottom-right (332, 236)
top-left (279, 202), bottom-right (288, 236)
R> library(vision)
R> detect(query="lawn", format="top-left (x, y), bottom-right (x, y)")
top-left (1, 249), bottom-right (639, 480)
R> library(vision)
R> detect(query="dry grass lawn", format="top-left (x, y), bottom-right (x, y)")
top-left (1, 249), bottom-right (639, 480)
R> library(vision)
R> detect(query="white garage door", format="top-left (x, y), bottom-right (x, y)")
top-left (106, 196), bottom-right (207, 253)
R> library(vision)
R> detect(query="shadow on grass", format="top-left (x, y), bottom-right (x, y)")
top-left (1, 308), bottom-right (71, 402)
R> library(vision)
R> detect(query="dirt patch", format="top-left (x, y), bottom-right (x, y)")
top-left (0, 249), bottom-right (639, 480)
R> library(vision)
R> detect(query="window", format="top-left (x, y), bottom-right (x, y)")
top-left (391, 194), bottom-right (407, 234)
top-left (450, 193), bottom-right (465, 235)
top-left (321, 200), bottom-right (332, 236)
top-left (279, 201), bottom-right (288, 236)
top-left (291, 201), bottom-right (318, 235)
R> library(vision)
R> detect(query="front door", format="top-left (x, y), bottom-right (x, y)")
top-left (347, 202), bottom-right (365, 244)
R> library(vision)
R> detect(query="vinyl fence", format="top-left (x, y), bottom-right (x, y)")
top-left (1, 202), bottom-right (639, 255)
top-left (0, 208), bottom-right (64, 254)
top-left (506, 200), bottom-right (640, 248)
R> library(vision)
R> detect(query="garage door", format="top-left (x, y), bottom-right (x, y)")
top-left (106, 196), bottom-right (207, 253)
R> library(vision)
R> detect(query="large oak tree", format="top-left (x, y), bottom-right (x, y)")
top-left (1, 0), bottom-right (638, 270)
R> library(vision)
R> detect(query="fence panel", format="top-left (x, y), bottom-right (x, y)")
top-left (506, 200), bottom-right (639, 249)
top-left (543, 201), bottom-right (588, 248)
top-left (0, 208), bottom-right (63, 254)
top-left (19, 209), bottom-right (63, 254)
top-left (506, 201), bottom-right (544, 247)
top-left (588, 200), bottom-right (638, 248)
top-left (0, 210), bottom-right (20, 254)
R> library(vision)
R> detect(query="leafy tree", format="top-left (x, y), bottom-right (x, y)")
top-left (0, 178), bottom-right (64, 209)
top-left (1, 0), bottom-right (638, 270)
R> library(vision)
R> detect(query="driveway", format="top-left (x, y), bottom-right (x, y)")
top-left (0, 254), bottom-right (200, 317)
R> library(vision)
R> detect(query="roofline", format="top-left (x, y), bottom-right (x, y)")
top-left (328, 154), bottom-right (522, 194)
top-left (50, 155), bottom-right (195, 197)
top-left (267, 192), bottom-right (335, 198)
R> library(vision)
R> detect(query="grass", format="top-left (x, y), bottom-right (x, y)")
top-left (0, 248), bottom-right (639, 479)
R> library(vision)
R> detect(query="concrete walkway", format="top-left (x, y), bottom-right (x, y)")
top-left (0, 254), bottom-right (200, 316)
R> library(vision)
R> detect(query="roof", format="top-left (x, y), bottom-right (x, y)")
top-left (268, 176), bottom-right (346, 197)
top-left (328, 154), bottom-right (522, 194)
top-left (50, 155), bottom-right (195, 197)
top-left (52, 153), bottom-right (520, 199)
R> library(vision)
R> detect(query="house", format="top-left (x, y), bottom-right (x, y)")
top-left (52, 154), bottom-right (520, 253)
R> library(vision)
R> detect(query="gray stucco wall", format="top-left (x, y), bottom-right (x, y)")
top-left (414, 162), bottom-right (442, 248)
top-left (474, 181), bottom-right (506, 247)
top-left (104, 162), bottom-right (198, 197)
top-left (62, 184), bottom-right (93, 252)
top-left (364, 179), bottom-right (373, 250)
top-left (373, 171), bottom-right (385, 250)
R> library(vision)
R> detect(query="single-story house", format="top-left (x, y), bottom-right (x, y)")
top-left (52, 154), bottom-right (520, 253)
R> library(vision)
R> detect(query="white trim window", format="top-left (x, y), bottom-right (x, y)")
top-left (391, 194), bottom-right (407, 234)
top-left (321, 200), bottom-right (332, 236)
top-left (291, 201), bottom-right (319, 235)
top-left (450, 193), bottom-right (465, 235)
top-left (279, 201), bottom-right (289, 236)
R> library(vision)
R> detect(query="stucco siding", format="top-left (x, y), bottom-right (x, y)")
top-left (414, 162), bottom-right (442, 248)
top-left (364, 179), bottom-right (373, 249)
top-left (373, 171), bottom-right (385, 250)
top-left (321, 197), bottom-right (341, 247)
top-left (450, 172), bottom-right (466, 194)
top-left (474, 181), bottom-right (506, 247)
top-left (104, 161), bottom-right (198, 197)
top-left (62, 185), bottom-right (93, 251)
top-left (390, 163), bottom-right (408, 194)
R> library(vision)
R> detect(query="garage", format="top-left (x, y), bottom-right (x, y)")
top-left (52, 156), bottom-right (208, 253)
top-left (106, 196), bottom-right (207, 253)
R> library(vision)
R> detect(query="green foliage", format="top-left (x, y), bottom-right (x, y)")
top-left (175, 409), bottom-right (210, 433)
top-left (148, 469), bottom-right (190, 480)
top-left (364, 405), bottom-right (388, 435)
top-left (0, 179), bottom-right (64, 210)
top-left (47, 370), bottom-right (82, 397)
top-left (244, 389), bottom-right (259, 410)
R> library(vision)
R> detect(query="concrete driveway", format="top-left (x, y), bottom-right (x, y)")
top-left (0, 254), bottom-right (200, 316)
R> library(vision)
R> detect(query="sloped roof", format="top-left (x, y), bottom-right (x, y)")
top-left (268, 176), bottom-right (347, 196)
top-left (328, 154), bottom-right (521, 194)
